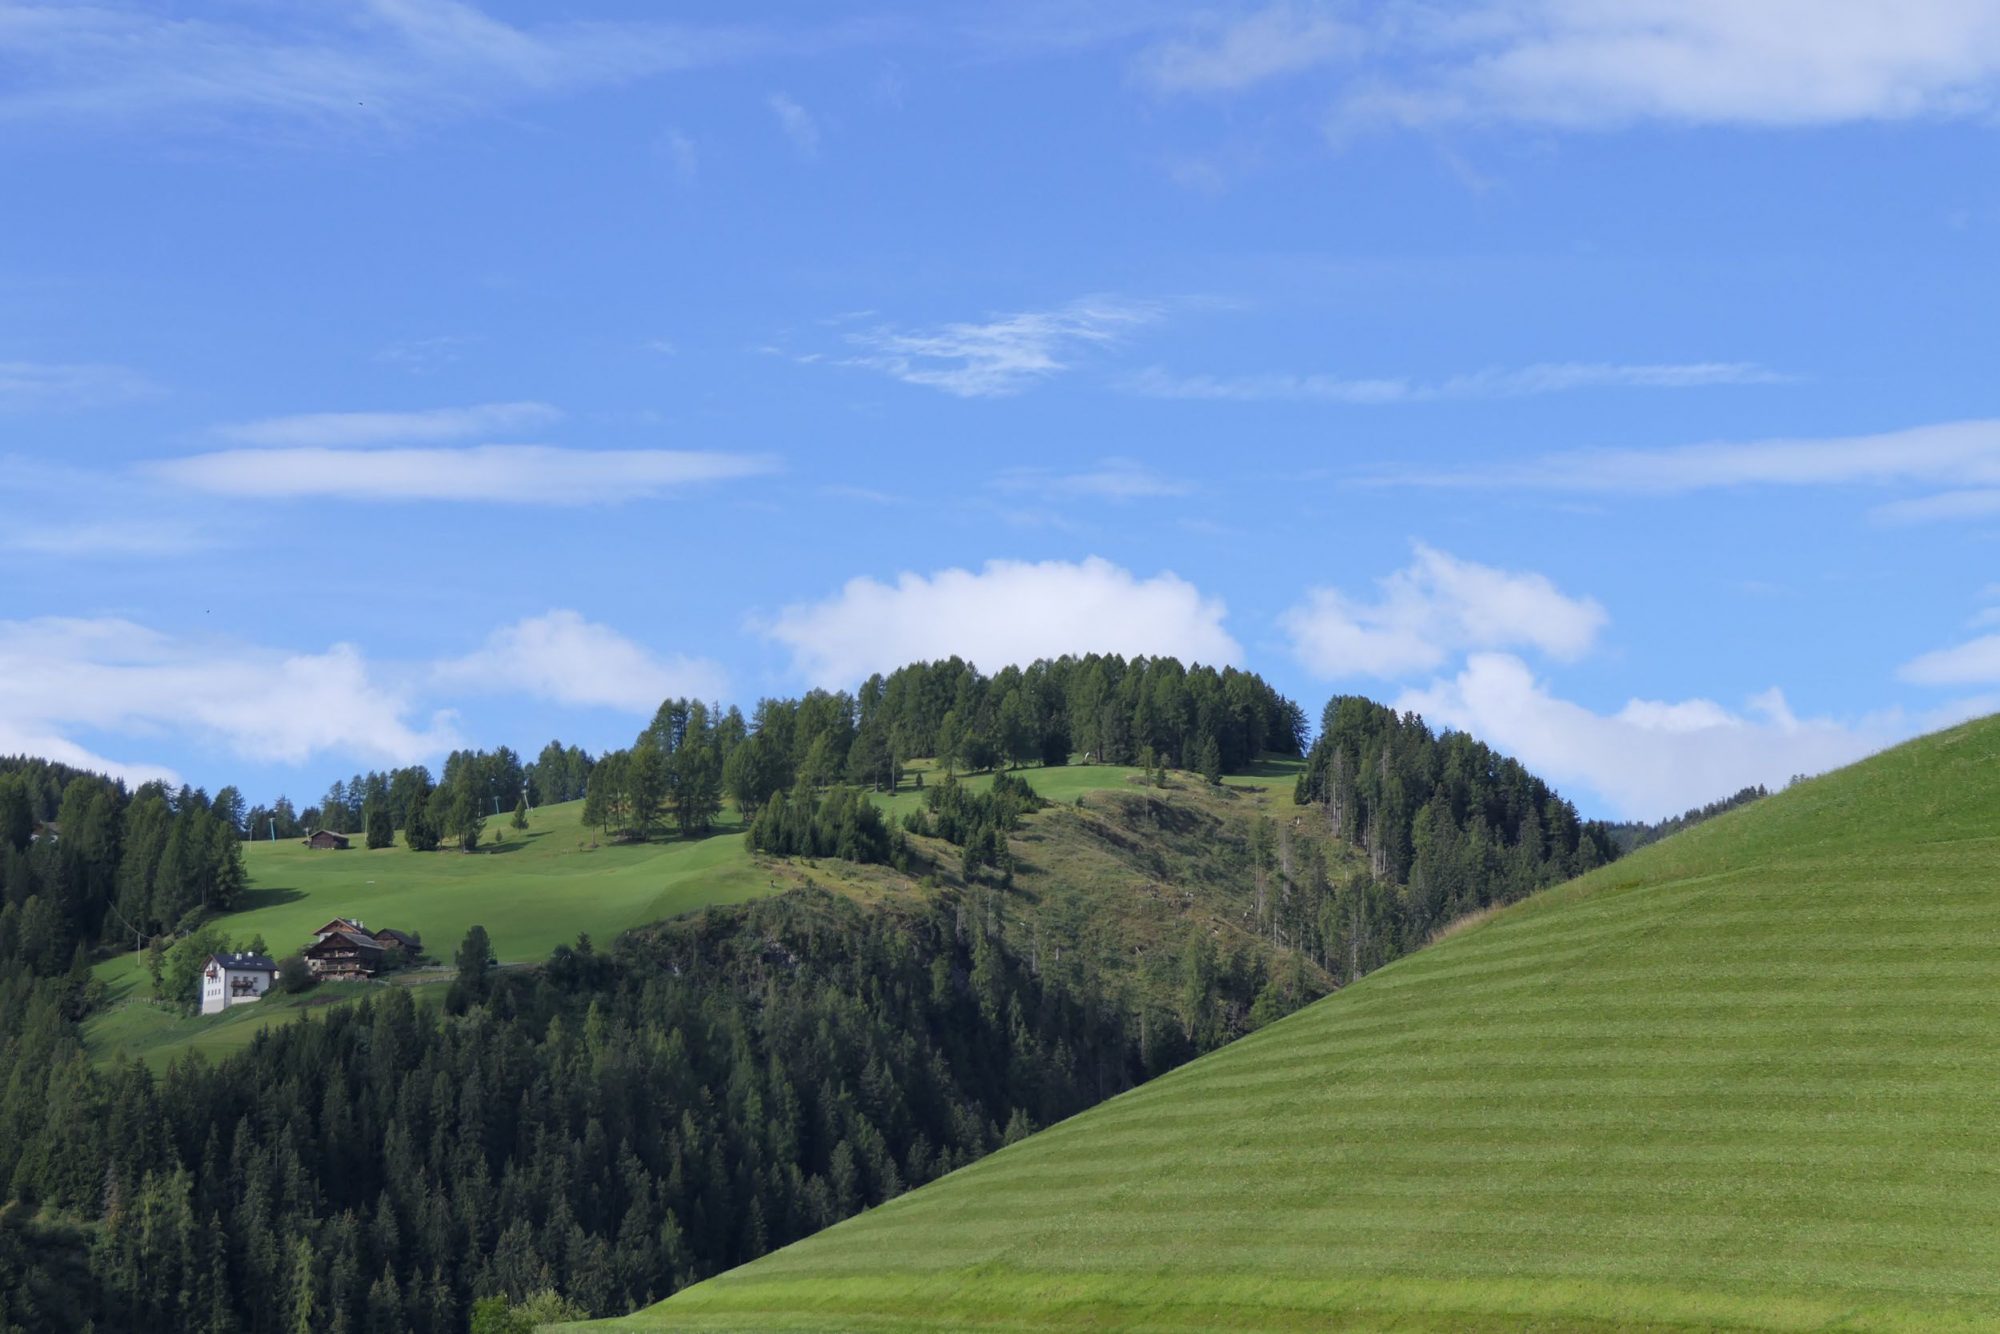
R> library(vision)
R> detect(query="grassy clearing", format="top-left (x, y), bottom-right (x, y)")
top-left (599, 717), bottom-right (2000, 1332)
top-left (86, 760), bottom-right (1199, 1068)
top-left (85, 797), bottom-right (770, 1066)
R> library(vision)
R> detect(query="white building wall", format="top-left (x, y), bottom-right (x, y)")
top-left (201, 963), bottom-right (275, 1015)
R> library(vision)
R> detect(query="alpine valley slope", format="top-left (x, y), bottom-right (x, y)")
top-left (592, 715), bottom-right (2000, 1332)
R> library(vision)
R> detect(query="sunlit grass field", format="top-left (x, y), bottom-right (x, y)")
top-left (86, 761), bottom-right (1181, 1068)
top-left (594, 717), bottom-right (2000, 1332)
top-left (85, 796), bottom-right (771, 1066)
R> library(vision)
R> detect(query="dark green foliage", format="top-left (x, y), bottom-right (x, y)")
top-left (364, 803), bottom-right (394, 850)
top-left (276, 954), bottom-right (312, 994)
top-left (749, 786), bottom-right (901, 867)
top-left (900, 772), bottom-right (1043, 881)
top-left (450, 924), bottom-right (494, 1008)
top-left (510, 795), bottom-right (529, 831)
top-left (402, 782), bottom-right (441, 852)
top-left (1604, 785), bottom-right (1768, 853)
top-left (0, 889), bottom-right (1195, 1330)
top-left (1293, 697), bottom-right (1621, 982)
top-left (0, 759), bottom-right (246, 976)
top-left (0, 1201), bottom-right (101, 1332)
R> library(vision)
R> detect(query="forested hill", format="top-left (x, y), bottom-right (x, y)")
top-left (0, 657), bottom-right (1654, 1334)
top-left (616, 714), bottom-right (2000, 1333)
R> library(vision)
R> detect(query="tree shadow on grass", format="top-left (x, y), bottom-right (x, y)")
top-left (233, 886), bottom-right (308, 912)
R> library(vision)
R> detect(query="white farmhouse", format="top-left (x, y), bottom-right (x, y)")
top-left (201, 952), bottom-right (279, 1016)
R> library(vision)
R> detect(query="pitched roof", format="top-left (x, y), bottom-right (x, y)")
top-left (307, 928), bottom-right (381, 952)
top-left (207, 951), bottom-right (278, 973)
top-left (372, 927), bottom-right (422, 950)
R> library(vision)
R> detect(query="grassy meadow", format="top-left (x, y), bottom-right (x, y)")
top-left (85, 760), bottom-right (1195, 1068)
top-left (595, 716), bottom-right (2000, 1332)
top-left (84, 796), bottom-right (772, 1066)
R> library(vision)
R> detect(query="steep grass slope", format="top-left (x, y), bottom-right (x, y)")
top-left (602, 717), bottom-right (2000, 1332)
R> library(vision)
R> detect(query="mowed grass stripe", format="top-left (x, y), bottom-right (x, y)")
top-left (585, 714), bottom-right (2000, 1332)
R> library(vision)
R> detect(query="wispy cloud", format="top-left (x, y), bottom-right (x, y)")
top-left (375, 335), bottom-right (477, 374)
top-left (0, 360), bottom-right (155, 410)
top-left (767, 92), bottom-right (820, 156)
top-left (152, 445), bottom-right (777, 504)
top-left (216, 401), bottom-right (562, 447)
top-left (1137, 1), bottom-right (2000, 132)
top-left (0, 0), bottom-right (777, 134)
top-left (837, 296), bottom-right (1162, 397)
top-left (1126, 360), bottom-right (1786, 404)
top-left (656, 127), bottom-right (699, 184)
top-left (3, 520), bottom-right (217, 559)
top-left (994, 458), bottom-right (1193, 502)
top-left (1365, 418), bottom-right (2000, 523)
top-left (1134, 4), bottom-right (1356, 94)
top-left (1340, 0), bottom-right (2000, 131)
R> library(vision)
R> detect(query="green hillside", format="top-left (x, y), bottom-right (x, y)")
top-left (83, 796), bottom-right (771, 1065)
top-left (600, 717), bottom-right (2000, 1332)
top-left (84, 763), bottom-right (1202, 1067)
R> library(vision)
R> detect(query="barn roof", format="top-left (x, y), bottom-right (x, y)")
top-left (208, 951), bottom-right (278, 973)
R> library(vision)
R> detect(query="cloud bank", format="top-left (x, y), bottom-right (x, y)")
top-left (1397, 653), bottom-right (1905, 821)
top-left (1282, 544), bottom-right (1607, 678)
top-left (0, 617), bottom-right (458, 782)
top-left (764, 557), bottom-right (1241, 686)
top-left (436, 611), bottom-right (726, 711)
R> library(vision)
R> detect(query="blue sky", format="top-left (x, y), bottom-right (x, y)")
top-left (8, 0), bottom-right (2000, 820)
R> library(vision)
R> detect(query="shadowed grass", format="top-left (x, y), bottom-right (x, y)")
top-left (594, 716), bottom-right (2000, 1332)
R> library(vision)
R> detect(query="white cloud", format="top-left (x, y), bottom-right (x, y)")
top-left (994, 458), bottom-right (1192, 502)
top-left (1133, 2), bottom-right (2000, 132)
top-left (1135, 4), bottom-right (1357, 94)
top-left (1281, 544), bottom-right (1607, 678)
top-left (1337, 0), bottom-right (2000, 131)
top-left (1126, 360), bottom-right (1783, 404)
top-left (0, 360), bottom-right (154, 410)
top-left (216, 401), bottom-right (560, 447)
top-left (1899, 634), bottom-right (2000, 685)
top-left (1372, 418), bottom-right (2000, 523)
top-left (0, 617), bottom-right (457, 778)
top-left (0, 0), bottom-right (773, 133)
top-left (435, 610), bottom-right (725, 712)
top-left (768, 92), bottom-right (820, 155)
top-left (763, 556), bottom-right (1241, 687)
top-left (152, 444), bottom-right (776, 503)
top-left (838, 296), bottom-right (1162, 397)
top-left (1398, 653), bottom-right (1903, 820)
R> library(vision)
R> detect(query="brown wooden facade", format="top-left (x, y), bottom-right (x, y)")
top-left (303, 928), bottom-right (383, 981)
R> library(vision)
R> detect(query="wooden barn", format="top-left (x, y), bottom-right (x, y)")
top-left (303, 829), bottom-right (351, 851)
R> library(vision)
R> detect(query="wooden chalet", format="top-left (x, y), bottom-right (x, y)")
top-left (303, 829), bottom-right (351, 851)
top-left (300, 917), bottom-right (421, 979)
top-left (371, 926), bottom-right (423, 959)
top-left (303, 927), bottom-right (383, 981)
